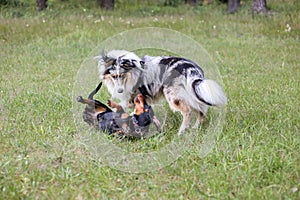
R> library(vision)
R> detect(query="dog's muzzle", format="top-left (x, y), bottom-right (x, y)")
top-left (111, 71), bottom-right (125, 93)
top-left (116, 75), bottom-right (124, 93)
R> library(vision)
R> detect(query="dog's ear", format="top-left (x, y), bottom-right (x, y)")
top-left (101, 52), bottom-right (117, 68)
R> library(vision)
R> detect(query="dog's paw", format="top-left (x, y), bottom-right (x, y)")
top-left (107, 100), bottom-right (112, 107)
top-left (178, 125), bottom-right (187, 136)
top-left (77, 96), bottom-right (83, 102)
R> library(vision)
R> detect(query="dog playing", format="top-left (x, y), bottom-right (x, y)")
top-left (77, 82), bottom-right (161, 137)
top-left (132, 93), bottom-right (161, 132)
top-left (98, 50), bottom-right (227, 134)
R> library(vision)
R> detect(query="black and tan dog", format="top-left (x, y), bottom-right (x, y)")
top-left (77, 82), bottom-right (129, 134)
top-left (98, 50), bottom-right (227, 134)
top-left (77, 82), bottom-right (161, 137)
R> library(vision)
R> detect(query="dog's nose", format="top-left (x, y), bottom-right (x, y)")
top-left (117, 88), bottom-right (123, 93)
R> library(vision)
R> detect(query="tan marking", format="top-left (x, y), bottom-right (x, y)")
top-left (163, 87), bottom-right (191, 133)
top-left (105, 60), bottom-right (115, 68)
top-left (121, 113), bottom-right (129, 119)
top-left (134, 94), bottom-right (145, 116)
top-left (173, 99), bottom-right (180, 106)
top-left (94, 107), bottom-right (107, 113)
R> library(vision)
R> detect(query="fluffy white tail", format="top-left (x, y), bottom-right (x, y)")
top-left (194, 79), bottom-right (227, 106)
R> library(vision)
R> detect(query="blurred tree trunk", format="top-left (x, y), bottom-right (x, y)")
top-left (252, 0), bottom-right (267, 13)
top-left (37, 0), bottom-right (47, 11)
top-left (97, 0), bottom-right (114, 10)
top-left (185, 0), bottom-right (197, 6)
top-left (227, 0), bottom-right (240, 13)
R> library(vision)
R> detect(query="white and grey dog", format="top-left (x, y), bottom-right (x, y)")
top-left (98, 50), bottom-right (226, 134)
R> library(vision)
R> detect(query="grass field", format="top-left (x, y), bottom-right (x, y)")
top-left (1, 0), bottom-right (300, 199)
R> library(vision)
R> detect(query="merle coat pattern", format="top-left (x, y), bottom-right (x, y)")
top-left (98, 50), bottom-right (227, 134)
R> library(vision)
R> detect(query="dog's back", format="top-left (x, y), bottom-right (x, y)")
top-left (98, 50), bottom-right (226, 134)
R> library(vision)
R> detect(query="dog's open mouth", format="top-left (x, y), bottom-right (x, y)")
top-left (134, 96), bottom-right (140, 103)
top-left (77, 82), bottom-right (161, 138)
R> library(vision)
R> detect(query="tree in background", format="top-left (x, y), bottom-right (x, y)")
top-left (36, 0), bottom-right (115, 11)
top-left (227, 0), bottom-right (268, 14)
top-left (33, 0), bottom-right (267, 13)
top-left (36, 0), bottom-right (47, 10)
top-left (252, 0), bottom-right (267, 13)
top-left (227, 0), bottom-right (240, 13)
top-left (97, 0), bottom-right (114, 10)
top-left (185, 0), bottom-right (197, 6)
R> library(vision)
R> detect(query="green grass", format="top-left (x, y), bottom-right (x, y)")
top-left (1, 0), bottom-right (300, 199)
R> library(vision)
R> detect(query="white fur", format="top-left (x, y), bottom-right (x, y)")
top-left (98, 50), bottom-right (227, 133)
top-left (97, 50), bottom-right (142, 109)
top-left (196, 79), bottom-right (227, 106)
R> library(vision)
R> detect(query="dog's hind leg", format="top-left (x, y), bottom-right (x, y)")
top-left (193, 111), bottom-right (205, 129)
top-left (163, 88), bottom-right (191, 135)
top-left (107, 100), bottom-right (125, 113)
top-left (192, 104), bottom-right (208, 129)
top-left (178, 105), bottom-right (191, 135)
